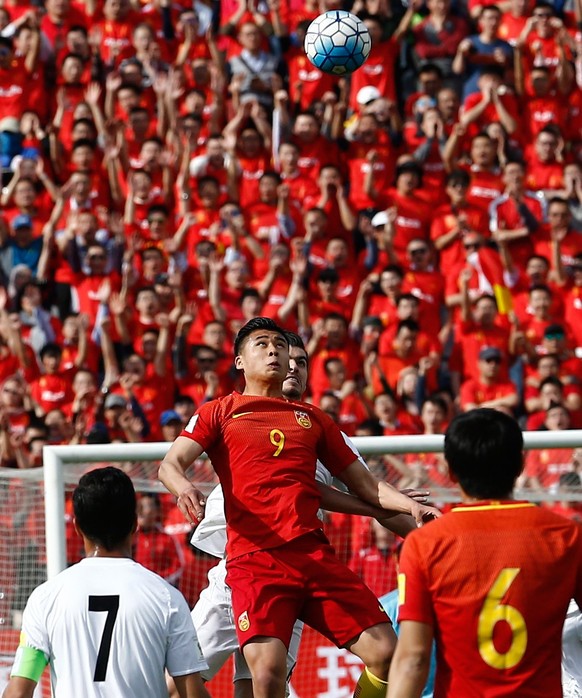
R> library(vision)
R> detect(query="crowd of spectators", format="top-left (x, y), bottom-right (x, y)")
top-left (0, 0), bottom-right (581, 519)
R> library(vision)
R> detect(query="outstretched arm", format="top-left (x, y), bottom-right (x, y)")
top-left (337, 460), bottom-right (440, 525)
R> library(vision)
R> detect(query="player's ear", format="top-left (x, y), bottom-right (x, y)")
top-left (234, 354), bottom-right (244, 370)
top-left (446, 461), bottom-right (458, 484)
top-left (73, 517), bottom-right (80, 537)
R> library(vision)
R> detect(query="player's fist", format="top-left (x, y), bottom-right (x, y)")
top-left (177, 484), bottom-right (206, 524)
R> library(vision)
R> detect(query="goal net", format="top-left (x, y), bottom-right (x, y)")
top-left (1, 431), bottom-right (582, 697)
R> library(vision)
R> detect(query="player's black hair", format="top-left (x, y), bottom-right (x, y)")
top-left (286, 331), bottom-right (307, 354)
top-left (73, 467), bottom-right (136, 550)
top-left (234, 317), bottom-right (289, 356)
top-left (444, 409), bottom-right (523, 499)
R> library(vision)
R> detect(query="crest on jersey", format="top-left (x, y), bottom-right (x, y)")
top-left (238, 611), bottom-right (250, 632)
top-left (294, 411), bottom-right (312, 429)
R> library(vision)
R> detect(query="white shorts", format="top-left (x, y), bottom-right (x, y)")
top-left (192, 559), bottom-right (303, 683)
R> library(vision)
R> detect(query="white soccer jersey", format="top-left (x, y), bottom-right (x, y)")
top-left (12, 557), bottom-right (207, 697)
top-left (563, 600), bottom-right (582, 697)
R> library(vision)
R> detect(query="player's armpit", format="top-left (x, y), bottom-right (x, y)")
top-left (387, 621), bottom-right (434, 698)
top-left (2, 676), bottom-right (39, 698)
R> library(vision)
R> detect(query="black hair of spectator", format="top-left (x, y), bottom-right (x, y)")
top-left (538, 124), bottom-right (561, 139)
top-left (197, 175), bottom-right (221, 190)
top-left (73, 117), bottom-right (97, 131)
top-left (191, 344), bottom-right (218, 359)
top-left (323, 312), bottom-right (348, 325)
top-left (444, 408), bottom-right (523, 499)
top-left (86, 422), bottom-right (112, 445)
top-left (539, 375), bottom-right (564, 391)
top-left (354, 11), bottom-right (383, 26)
top-left (396, 293), bottom-right (419, 306)
top-left (0, 36), bottom-right (14, 51)
top-left (356, 418), bottom-right (384, 436)
top-left (142, 135), bottom-right (164, 148)
top-left (175, 394), bottom-right (196, 407)
top-left (446, 169), bottom-right (471, 187)
top-left (397, 318), bottom-right (420, 333)
top-left (278, 140), bottom-right (299, 152)
top-left (547, 196), bottom-right (569, 209)
top-left (533, 0), bottom-right (555, 13)
top-left (395, 160), bottom-right (423, 182)
top-left (73, 467), bottom-right (136, 550)
top-left (138, 491), bottom-right (161, 508)
top-left (381, 264), bottom-right (405, 279)
top-left (39, 342), bottom-right (62, 360)
top-left (317, 268), bottom-right (340, 284)
top-left (503, 158), bottom-right (527, 170)
top-left (528, 282), bottom-right (552, 296)
top-left (135, 286), bottom-right (158, 300)
top-left (118, 82), bottom-right (142, 95)
top-left (71, 138), bottom-right (97, 151)
top-left (147, 204), bottom-right (170, 219)
top-left (418, 63), bottom-right (444, 79)
top-left (234, 317), bottom-right (289, 356)
top-left (67, 24), bottom-right (89, 37)
top-left (241, 287), bottom-right (261, 302)
top-left (324, 356), bottom-right (344, 374)
top-left (422, 394), bottom-right (448, 415)
top-left (479, 4), bottom-right (502, 16)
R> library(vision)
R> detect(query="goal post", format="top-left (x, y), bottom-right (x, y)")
top-left (42, 430), bottom-right (582, 578)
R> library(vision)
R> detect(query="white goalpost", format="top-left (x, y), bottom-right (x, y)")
top-left (42, 430), bottom-right (582, 578)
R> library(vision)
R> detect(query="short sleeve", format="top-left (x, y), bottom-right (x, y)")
top-left (181, 399), bottom-right (221, 451)
top-left (314, 412), bottom-right (360, 477)
top-left (397, 533), bottom-right (436, 627)
top-left (165, 587), bottom-right (208, 677)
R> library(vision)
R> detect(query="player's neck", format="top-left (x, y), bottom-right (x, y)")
top-left (84, 540), bottom-right (133, 559)
top-left (242, 379), bottom-right (284, 398)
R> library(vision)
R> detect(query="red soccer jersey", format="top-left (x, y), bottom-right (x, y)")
top-left (180, 393), bottom-right (356, 559)
top-left (399, 501), bottom-right (582, 697)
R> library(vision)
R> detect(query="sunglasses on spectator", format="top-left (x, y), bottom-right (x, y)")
top-left (464, 242), bottom-right (481, 250)
top-left (533, 11), bottom-right (552, 17)
top-left (545, 333), bottom-right (564, 341)
top-left (148, 217), bottom-right (166, 224)
top-left (409, 248), bottom-right (428, 255)
top-left (88, 254), bottom-right (106, 260)
top-left (483, 357), bottom-right (501, 364)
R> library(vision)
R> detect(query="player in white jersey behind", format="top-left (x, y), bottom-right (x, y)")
top-left (175, 332), bottom-right (430, 697)
top-left (3, 467), bottom-right (210, 698)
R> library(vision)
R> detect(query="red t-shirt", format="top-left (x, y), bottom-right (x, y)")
top-left (399, 501), bottom-right (582, 697)
top-left (180, 392), bottom-right (356, 559)
top-left (459, 377), bottom-right (517, 408)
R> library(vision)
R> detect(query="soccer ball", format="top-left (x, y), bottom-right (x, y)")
top-left (304, 10), bottom-right (372, 76)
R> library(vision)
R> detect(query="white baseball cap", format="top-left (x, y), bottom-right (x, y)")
top-left (356, 86), bottom-right (381, 106)
top-left (371, 211), bottom-right (389, 227)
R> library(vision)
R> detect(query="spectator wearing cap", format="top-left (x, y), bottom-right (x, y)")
top-left (101, 390), bottom-right (150, 443)
top-left (459, 345), bottom-right (519, 412)
top-left (346, 112), bottom-right (397, 211)
top-left (0, 214), bottom-right (45, 280)
top-left (348, 8), bottom-right (419, 113)
top-left (160, 409), bottom-right (183, 442)
top-left (401, 239), bottom-right (446, 339)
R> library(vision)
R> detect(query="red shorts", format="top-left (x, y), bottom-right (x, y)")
top-left (226, 530), bottom-right (390, 649)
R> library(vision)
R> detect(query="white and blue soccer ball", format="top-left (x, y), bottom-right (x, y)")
top-left (304, 10), bottom-right (372, 76)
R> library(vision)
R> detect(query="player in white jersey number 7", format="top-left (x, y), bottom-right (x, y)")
top-left (3, 467), bottom-right (210, 698)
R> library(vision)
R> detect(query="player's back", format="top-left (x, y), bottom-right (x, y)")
top-left (20, 557), bottom-right (199, 697)
top-left (399, 501), bottom-right (582, 697)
